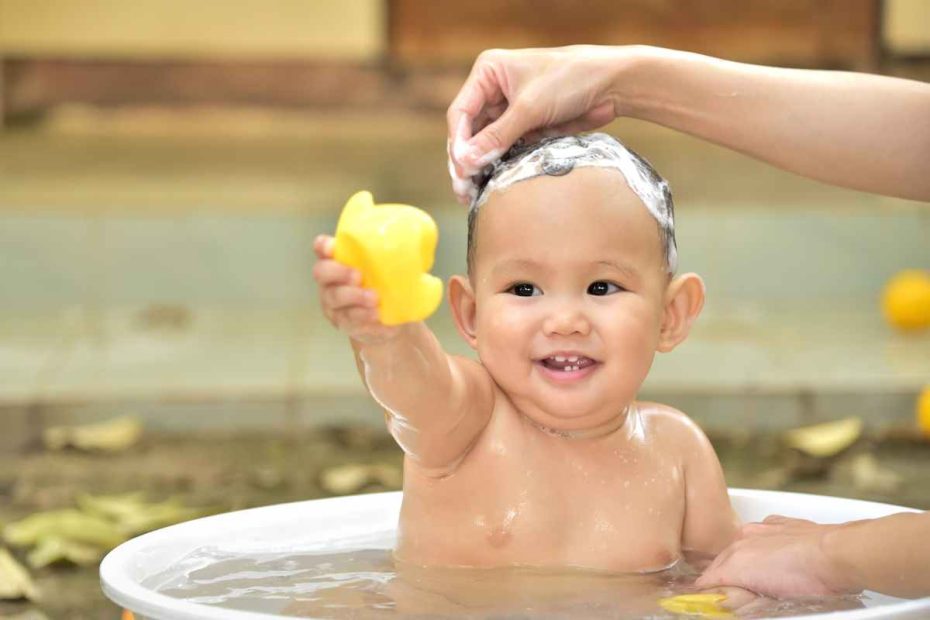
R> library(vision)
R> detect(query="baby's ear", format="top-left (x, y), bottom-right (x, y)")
top-left (657, 273), bottom-right (705, 353)
top-left (449, 275), bottom-right (479, 350)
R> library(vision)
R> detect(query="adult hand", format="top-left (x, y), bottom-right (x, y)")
top-left (447, 45), bottom-right (930, 203)
top-left (695, 515), bottom-right (853, 598)
top-left (446, 46), bottom-right (630, 203)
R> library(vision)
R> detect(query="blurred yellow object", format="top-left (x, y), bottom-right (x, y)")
top-left (3, 509), bottom-right (126, 550)
top-left (43, 415), bottom-right (142, 453)
top-left (122, 610), bottom-right (136, 620)
top-left (334, 191), bottom-right (443, 326)
top-left (0, 548), bottom-right (39, 601)
top-left (882, 270), bottom-right (930, 331)
top-left (784, 417), bottom-right (863, 458)
top-left (27, 536), bottom-right (102, 569)
top-left (658, 593), bottom-right (732, 618)
top-left (918, 386), bottom-right (930, 440)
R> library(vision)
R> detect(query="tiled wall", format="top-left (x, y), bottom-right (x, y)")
top-left (2, 207), bottom-right (927, 311)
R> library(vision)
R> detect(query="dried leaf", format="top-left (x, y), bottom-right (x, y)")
top-left (784, 417), bottom-right (863, 458)
top-left (0, 548), bottom-right (39, 601)
top-left (847, 453), bottom-right (902, 493)
top-left (3, 509), bottom-right (126, 550)
top-left (320, 463), bottom-right (402, 495)
top-left (27, 536), bottom-right (102, 569)
top-left (2, 611), bottom-right (50, 620)
top-left (43, 416), bottom-right (142, 453)
top-left (116, 500), bottom-right (212, 536)
top-left (76, 492), bottom-right (148, 522)
top-left (320, 464), bottom-right (371, 495)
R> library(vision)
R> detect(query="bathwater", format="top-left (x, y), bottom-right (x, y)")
top-left (146, 545), bottom-right (892, 619)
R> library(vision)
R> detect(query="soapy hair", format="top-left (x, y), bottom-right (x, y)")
top-left (467, 133), bottom-right (677, 274)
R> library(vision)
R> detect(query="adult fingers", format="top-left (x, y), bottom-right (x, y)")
top-left (545, 101), bottom-right (617, 137)
top-left (739, 522), bottom-right (773, 538)
top-left (465, 98), bottom-right (539, 167)
top-left (447, 56), bottom-right (507, 175)
top-left (521, 101), bottom-right (616, 143)
top-left (763, 515), bottom-right (791, 524)
top-left (694, 557), bottom-right (731, 589)
top-left (762, 515), bottom-right (813, 527)
top-left (470, 102), bottom-right (508, 137)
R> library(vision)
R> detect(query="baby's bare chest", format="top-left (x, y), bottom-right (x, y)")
top-left (399, 431), bottom-right (687, 572)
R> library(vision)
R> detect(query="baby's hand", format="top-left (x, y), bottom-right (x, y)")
top-left (313, 234), bottom-right (399, 345)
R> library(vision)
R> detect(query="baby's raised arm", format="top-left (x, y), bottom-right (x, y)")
top-left (313, 234), bottom-right (493, 472)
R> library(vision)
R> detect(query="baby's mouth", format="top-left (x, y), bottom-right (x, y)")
top-left (538, 354), bottom-right (597, 372)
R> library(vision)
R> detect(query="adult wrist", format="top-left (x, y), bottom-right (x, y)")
top-left (605, 45), bottom-right (669, 121)
top-left (819, 520), bottom-right (868, 594)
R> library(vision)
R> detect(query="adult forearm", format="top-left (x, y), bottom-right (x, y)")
top-left (824, 511), bottom-right (930, 598)
top-left (616, 47), bottom-right (930, 201)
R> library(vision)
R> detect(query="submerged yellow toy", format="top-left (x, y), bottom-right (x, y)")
top-left (658, 593), bottom-right (732, 618)
top-left (333, 191), bottom-right (443, 326)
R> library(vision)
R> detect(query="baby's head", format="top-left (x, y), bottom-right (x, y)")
top-left (467, 133), bottom-right (678, 277)
top-left (448, 133), bottom-right (705, 435)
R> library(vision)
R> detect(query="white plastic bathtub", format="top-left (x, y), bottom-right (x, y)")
top-left (100, 489), bottom-right (930, 619)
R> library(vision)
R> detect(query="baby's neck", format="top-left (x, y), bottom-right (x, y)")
top-left (522, 404), bottom-right (635, 441)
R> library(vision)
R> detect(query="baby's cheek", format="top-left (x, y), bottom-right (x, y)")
top-left (477, 306), bottom-right (529, 366)
top-left (612, 314), bottom-right (659, 375)
top-left (482, 303), bottom-right (533, 342)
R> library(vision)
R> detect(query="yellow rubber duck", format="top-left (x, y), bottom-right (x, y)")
top-left (882, 270), bottom-right (930, 331)
top-left (333, 191), bottom-right (443, 326)
top-left (658, 593), bottom-right (733, 618)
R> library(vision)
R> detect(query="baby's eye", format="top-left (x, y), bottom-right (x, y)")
top-left (508, 282), bottom-right (541, 297)
top-left (588, 281), bottom-right (623, 296)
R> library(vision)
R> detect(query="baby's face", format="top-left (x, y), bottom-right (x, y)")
top-left (470, 167), bottom-right (670, 432)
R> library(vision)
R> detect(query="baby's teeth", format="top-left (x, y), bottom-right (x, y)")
top-left (567, 356), bottom-right (579, 362)
top-left (554, 356), bottom-right (566, 362)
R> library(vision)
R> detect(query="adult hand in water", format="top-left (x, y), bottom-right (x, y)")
top-left (695, 516), bottom-right (849, 598)
top-left (447, 45), bottom-right (930, 204)
top-left (696, 512), bottom-right (930, 599)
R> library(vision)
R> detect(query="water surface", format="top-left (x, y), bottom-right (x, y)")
top-left (147, 546), bottom-right (888, 619)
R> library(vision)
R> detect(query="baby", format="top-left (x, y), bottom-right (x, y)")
top-left (312, 133), bottom-right (740, 574)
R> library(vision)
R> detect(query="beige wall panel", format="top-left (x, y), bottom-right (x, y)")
top-left (884, 0), bottom-right (930, 55)
top-left (0, 0), bottom-right (384, 60)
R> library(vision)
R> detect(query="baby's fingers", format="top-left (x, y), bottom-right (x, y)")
top-left (333, 306), bottom-right (380, 332)
top-left (312, 257), bottom-right (360, 287)
top-left (323, 284), bottom-right (377, 312)
top-left (313, 234), bottom-right (335, 259)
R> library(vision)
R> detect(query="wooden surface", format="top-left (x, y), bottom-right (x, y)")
top-left (388, 0), bottom-right (879, 69)
top-left (0, 0), bottom-right (888, 123)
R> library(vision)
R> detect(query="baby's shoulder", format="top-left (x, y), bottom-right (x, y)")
top-left (634, 400), bottom-right (711, 448)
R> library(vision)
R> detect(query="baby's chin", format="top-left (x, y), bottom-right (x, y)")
top-left (518, 400), bottom-right (631, 438)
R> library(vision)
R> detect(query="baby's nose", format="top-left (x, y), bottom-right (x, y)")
top-left (543, 306), bottom-right (591, 337)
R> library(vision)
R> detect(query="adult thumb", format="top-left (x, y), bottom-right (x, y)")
top-left (466, 101), bottom-right (537, 166)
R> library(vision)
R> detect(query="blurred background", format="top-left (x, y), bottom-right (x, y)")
top-left (0, 1), bottom-right (928, 616)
